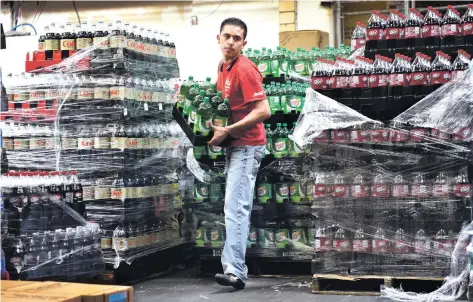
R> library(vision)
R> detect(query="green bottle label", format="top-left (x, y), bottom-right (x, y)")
top-left (183, 99), bottom-right (192, 115)
top-left (188, 108), bottom-right (197, 124)
top-left (257, 229), bottom-right (268, 247)
top-left (272, 60), bottom-right (279, 72)
top-left (287, 139), bottom-right (295, 157)
top-left (213, 117), bottom-right (228, 127)
top-left (294, 63), bottom-right (305, 73)
top-left (292, 228), bottom-right (306, 244)
top-left (304, 180), bottom-right (315, 201)
top-left (263, 229), bottom-right (275, 247)
top-left (276, 229), bottom-right (289, 248)
top-left (273, 138), bottom-right (288, 158)
top-left (195, 228), bottom-right (206, 246)
top-left (197, 115), bottom-right (212, 135)
top-left (280, 96), bottom-right (287, 113)
top-left (275, 183), bottom-right (289, 203)
top-left (211, 228), bottom-right (224, 247)
top-left (287, 97), bottom-right (302, 112)
top-left (290, 181), bottom-right (301, 203)
top-left (248, 227), bottom-right (258, 247)
top-left (258, 62), bottom-right (269, 74)
top-left (193, 146), bottom-right (207, 159)
top-left (210, 183), bottom-right (223, 202)
top-left (266, 138), bottom-right (272, 154)
top-left (208, 145), bottom-right (223, 159)
top-left (257, 183), bottom-right (272, 203)
top-left (269, 96), bottom-right (280, 114)
top-left (280, 61), bottom-right (288, 73)
top-left (195, 183), bottom-right (209, 201)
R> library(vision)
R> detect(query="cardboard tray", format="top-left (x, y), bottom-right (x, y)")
top-left (172, 104), bottom-right (234, 147)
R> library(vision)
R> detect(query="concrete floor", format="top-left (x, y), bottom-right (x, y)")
top-left (133, 268), bottom-right (392, 302)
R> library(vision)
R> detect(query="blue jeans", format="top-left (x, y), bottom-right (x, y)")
top-left (221, 145), bottom-right (265, 282)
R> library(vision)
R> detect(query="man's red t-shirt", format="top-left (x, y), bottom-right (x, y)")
top-left (216, 55), bottom-right (267, 147)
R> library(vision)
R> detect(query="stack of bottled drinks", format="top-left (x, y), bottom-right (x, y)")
top-left (1, 20), bottom-right (190, 272)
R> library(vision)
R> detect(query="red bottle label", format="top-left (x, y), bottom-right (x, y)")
top-left (432, 184), bottom-right (450, 197)
top-left (433, 239), bottom-right (454, 256)
top-left (463, 23), bottom-right (473, 35)
top-left (405, 26), bottom-right (421, 38)
top-left (372, 239), bottom-right (389, 253)
top-left (386, 27), bottom-right (403, 39)
top-left (414, 240), bottom-right (431, 254)
top-left (333, 239), bottom-right (352, 252)
top-left (351, 38), bottom-right (366, 51)
top-left (390, 130), bottom-right (409, 143)
top-left (315, 238), bottom-right (333, 252)
top-left (331, 76), bottom-right (349, 89)
top-left (422, 24), bottom-right (441, 37)
top-left (332, 185), bottom-right (349, 198)
top-left (410, 128), bottom-right (428, 142)
top-left (411, 184), bottom-right (429, 197)
top-left (371, 129), bottom-right (389, 143)
top-left (410, 72), bottom-right (428, 86)
top-left (389, 73), bottom-right (407, 87)
top-left (312, 130), bottom-right (330, 143)
top-left (351, 184), bottom-right (369, 198)
top-left (393, 241), bottom-right (410, 254)
top-left (392, 184), bottom-right (410, 198)
top-left (366, 28), bottom-right (383, 41)
top-left (442, 24), bottom-right (460, 37)
top-left (332, 129), bottom-right (350, 143)
top-left (453, 184), bottom-right (472, 197)
top-left (451, 70), bottom-right (467, 80)
top-left (371, 184), bottom-right (390, 198)
top-left (351, 129), bottom-right (371, 143)
top-left (350, 75), bottom-right (369, 88)
top-left (431, 128), bottom-right (450, 141)
top-left (311, 77), bottom-right (330, 90)
top-left (353, 239), bottom-right (371, 252)
top-left (314, 184), bottom-right (329, 198)
top-left (430, 71), bottom-right (451, 84)
top-left (368, 74), bottom-right (388, 88)
top-left (452, 127), bottom-right (472, 141)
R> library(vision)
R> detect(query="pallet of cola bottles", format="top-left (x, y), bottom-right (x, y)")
top-left (0, 170), bottom-right (105, 281)
top-left (293, 78), bottom-right (473, 294)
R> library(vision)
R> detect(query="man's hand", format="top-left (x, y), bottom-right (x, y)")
top-left (208, 124), bottom-right (229, 146)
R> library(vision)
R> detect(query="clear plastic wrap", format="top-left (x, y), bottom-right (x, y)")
top-left (1, 28), bottom-right (192, 273)
top-left (288, 61), bottom-right (473, 298)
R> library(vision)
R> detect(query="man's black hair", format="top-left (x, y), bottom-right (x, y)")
top-left (220, 17), bottom-right (247, 40)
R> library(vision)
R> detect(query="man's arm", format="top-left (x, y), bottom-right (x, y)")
top-left (208, 99), bottom-right (270, 146)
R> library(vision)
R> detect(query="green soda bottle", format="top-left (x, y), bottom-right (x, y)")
top-left (280, 83), bottom-right (287, 112)
top-left (206, 84), bottom-right (217, 99)
top-left (178, 75), bottom-right (194, 110)
top-left (188, 90), bottom-right (205, 126)
top-left (274, 82), bottom-right (281, 112)
top-left (279, 48), bottom-right (288, 75)
top-left (257, 48), bottom-right (270, 76)
top-left (257, 175), bottom-right (272, 204)
top-left (266, 48), bottom-right (273, 76)
top-left (294, 49), bottom-right (306, 75)
top-left (208, 144), bottom-right (223, 159)
top-left (265, 124), bottom-right (273, 155)
top-left (210, 182), bottom-right (223, 202)
top-left (266, 82), bottom-right (275, 114)
top-left (275, 175), bottom-right (289, 203)
top-left (184, 84), bottom-right (199, 117)
top-left (213, 98), bottom-right (230, 127)
top-left (287, 83), bottom-right (302, 114)
top-left (194, 182), bottom-right (209, 202)
top-left (195, 228), bottom-right (206, 246)
top-left (289, 122), bottom-right (304, 157)
top-left (195, 97), bottom-right (213, 136)
top-left (253, 50), bottom-right (260, 68)
top-left (290, 177), bottom-right (302, 203)
top-left (246, 48), bottom-right (253, 61)
top-left (200, 77), bottom-right (212, 92)
top-left (193, 145), bottom-right (207, 159)
top-left (272, 46), bottom-right (281, 77)
top-left (273, 123), bottom-right (288, 158)
top-left (210, 91), bottom-right (223, 109)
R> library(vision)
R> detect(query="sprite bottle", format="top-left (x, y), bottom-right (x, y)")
top-left (206, 84), bottom-right (217, 99)
top-left (257, 48), bottom-right (271, 76)
top-left (213, 98), bottom-right (230, 127)
top-left (210, 91), bottom-right (223, 109)
top-left (195, 97), bottom-right (213, 136)
top-left (279, 48), bottom-right (288, 75)
top-left (188, 90), bottom-right (205, 126)
top-left (178, 75), bottom-right (194, 111)
top-left (184, 84), bottom-right (199, 117)
top-left (256, 175), bottom-right (272, 204)
top-left (272, 46), bottom-right (281, 77)
top-left (265, 124), bottom-right (273, 155)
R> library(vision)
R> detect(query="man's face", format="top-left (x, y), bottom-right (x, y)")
top-left (217, 25), bottom-right (247, 61)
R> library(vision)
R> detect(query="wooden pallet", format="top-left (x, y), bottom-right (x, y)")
top-left (312, 274), bottom-right (446, 296)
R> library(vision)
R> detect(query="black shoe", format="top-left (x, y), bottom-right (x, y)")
top-left (215, 273), bottom-right (245, 289)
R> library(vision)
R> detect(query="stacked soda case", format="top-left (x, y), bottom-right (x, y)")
top-left (1, 24), bottom-right (192, 270)
top-left (310, 50), bottom-right (471, 121)
top-left (291, 77), bottom-right (473, 277)
top-left (0, 171), bottom-right (104, 280)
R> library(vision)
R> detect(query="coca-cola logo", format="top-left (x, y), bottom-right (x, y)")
top-left (465, 24), bottom-right (473, 31)
top-left (62, 40), bottom-right (75, 48)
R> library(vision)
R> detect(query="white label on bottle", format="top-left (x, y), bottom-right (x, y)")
top-left (94, 87), bottom-right (110, 100)
top-left (110, 137), bottom-right (126, 149)
top-left (126, 138), bottom-right (138, 149)
top-left (111, 187), bottom-right (126, 200)
top-left (94, 137), bottom-right (111, 149)
top-left (144, 103), bottom-right (149, 111)
top-left (110, 86), bottom-right (126, 100)
top-left (159, 103), bottom-right (163, 110)
top-left (62, 137), bottom-right (77, 150)
top-left (78, 88), bottom-right (94, 100)
top-left (44, 138), bottom-right (54, 149)
top-left (83, 186), bottom-right (96, 201)
top-left (29, 137), bottom-right (45, 150)
top-left (94, 187), bottom-right (111, 200)
top-left (78, 138), bottom-right (94, 149)
top-left (13, 138), bottom-right (29, 150)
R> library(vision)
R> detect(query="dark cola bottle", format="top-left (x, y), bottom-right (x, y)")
top-left (92, 21), bottom-right (109, 58)
top-left (463, 5), bottom-right (473, 46)
top-left (442, 6), bottom-right (461, 47)
top-left (405, 9), bottom-right (423, 51)
top-left (430, 51), bottom-right (451, 90)
top-left (76, 21), bottom-right (93, 51)
top-left (349, 56), bottom-right (371, 100)
top-left (389, 54), bottom-right (408, 98)
top-left (110, 20), bottom-right (126, 58)
top-left (423, 7), bottom-right (442, 49)
top-left (60, 22), bottom-right (76, 59)
top-left (451, 50), bottom-right (471, 80)
top-left (351, 22), bottom-right (366, 52)
top-left (366, 11), bottom-right (383, 54)
top-left (385, 10), bottom-right (404, 52)
top-left (45, 22), bottom-right (59, 60)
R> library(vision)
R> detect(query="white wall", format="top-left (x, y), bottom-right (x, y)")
top-left (0, 1), bottom-right (279, 81)
top-left (296, 0), bottom-right (334, 46)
